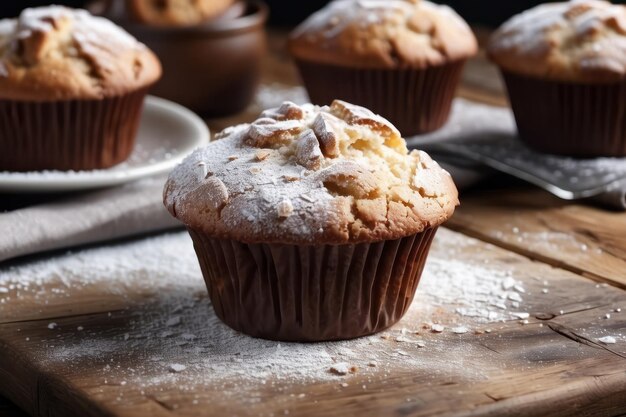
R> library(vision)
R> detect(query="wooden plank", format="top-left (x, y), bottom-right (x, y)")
top-left (0, 229), bottom-right (625, 417)
top-left (447, 187), bottom-right (626, 289)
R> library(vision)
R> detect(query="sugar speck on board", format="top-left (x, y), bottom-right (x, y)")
top-left (48, 322), bottom-right (58, 330)
top-left (431, 324), bottom-right (444, 333)
top-left (511, 312), bottom-right (529, 320)
top-left (598, 336), bottom-right (616, 345)
top-left (166, 317), bottom-right (181, 327)
top-left (169, 364), bottom-right (187, 373)
top-left (329, 363), bottom-right (356, 376)
top-left (452, 326), bottom-right (469, 334)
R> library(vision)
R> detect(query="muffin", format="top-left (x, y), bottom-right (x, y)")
top-left (164, 100), bottom-right (458, 342)
top-left (288, 0), bottom-right (477, 136)
top-left (489, 0), bottom-right (626, 157)
top-left (0, 6), bottom-right (161, 172)
top-left (126, 0), bottom-right (236, 27)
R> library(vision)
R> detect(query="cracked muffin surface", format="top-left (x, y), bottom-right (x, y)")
top-left (0, 6), bottom-right (161, 101)
top-left (164, 100), bottom-right (458, 244)
top-left (288, 0), bottom-right (477, 69)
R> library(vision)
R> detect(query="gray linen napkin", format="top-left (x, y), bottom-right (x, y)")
top-left (0, 176), bottom-right (180, 263)
top-left (3, 96), bottom-right (625, 264)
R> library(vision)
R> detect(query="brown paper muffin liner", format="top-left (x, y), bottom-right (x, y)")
top-left (0, 88), bottom-right (149, 172)
top-left (293, 59), bottom-right (466, 136)
top-left (502, 71), bottom-right (626, 157)
top-left (188, 227), bottom-right (438, 342)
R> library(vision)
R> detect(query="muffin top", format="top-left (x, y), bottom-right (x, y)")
top-left (488, 0), bottom-right (626, 83)
top-left (126, 0), bottom-right (235, 27)
top-left (164, 100), bottom-right (458, 245)
top-left (0, 6), bottom-right (161, 101)
top-left (288, 0), bottom-right (477, 69)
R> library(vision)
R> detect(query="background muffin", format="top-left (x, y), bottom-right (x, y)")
top-left (489, 0), bottom-right (626, 157)
top-left (101, 0), bottom-right (266, 117)
top-left (164, 100), bottom-right (458, 341)
top-left (288, 0), bottom-right (477, 136)
top-left (0, 6), bottom-right (161, 171)
top-left (126, 0), bottom-right (236, 27)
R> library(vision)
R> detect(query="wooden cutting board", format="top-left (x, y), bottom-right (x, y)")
top-left (1, 223), bottom-right (625, 417)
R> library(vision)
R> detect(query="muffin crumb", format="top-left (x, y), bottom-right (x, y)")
top-left (277, 200), bottom-right (294, 219)
top-left (255, 150), bottom-right (271, 161)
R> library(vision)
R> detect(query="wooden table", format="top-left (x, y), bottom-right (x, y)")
top-left (1, 32), bottom-right (625, 417)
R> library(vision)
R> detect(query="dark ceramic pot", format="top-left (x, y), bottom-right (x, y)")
top-left (95, 1), bottom-right (268, 117)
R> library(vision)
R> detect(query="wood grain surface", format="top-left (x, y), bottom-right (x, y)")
top-left (447, 188), bottom-right (626, 289)
top-left (1, 229), bottom-right (625, 417)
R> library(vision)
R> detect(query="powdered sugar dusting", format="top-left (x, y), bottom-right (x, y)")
top-left (0, 229), bottom-right (526, 390)
top-left (2, 228), bottom-right (621, 403)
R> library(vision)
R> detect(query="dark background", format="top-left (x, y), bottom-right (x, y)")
top-left (2, 1), bottom-right (626, 26)
top-left (0, 1), bottom-right (607, 27)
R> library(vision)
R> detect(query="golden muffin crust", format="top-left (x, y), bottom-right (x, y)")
top-left (126, 0), bottom-right (235, 27)
top-left (0, 6), bottom-right (161, 101)
top-left (164, 101), bottom-right (458, 245)
top-left (488, 0), bottom-right (626, 83)
top-left (288, 0), bottom-right (477, 69)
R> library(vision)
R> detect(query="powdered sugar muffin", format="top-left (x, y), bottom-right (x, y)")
top-left (489, 0), bottom-right (626, 156)
top-left (288, 0), bottom-right (477, 136)
top-left (0, 6), bottom-right (161, 171)
top-left (164, 100), bottom-right (458, 341)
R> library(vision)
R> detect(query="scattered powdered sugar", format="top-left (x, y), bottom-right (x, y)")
top-left (0, 232), bottom-right (202, 304)
top-left (598, 336), bottom-right (617, 345)
top-left (166, 317), bottom-right (182, 327)
top-left (418, 237), bottom-right (529, 324)
top-left (329, 363), bottom-right (356, 376)
top-left (430, 324), bottom-right (445, 333)
top-left (451, 326), bottom-right (469, 335)
top-left (0, 229), bottom-right (545, 398)
top-left (168, 364), bottom-right (187, 373)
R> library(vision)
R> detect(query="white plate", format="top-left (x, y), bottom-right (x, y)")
top-left (0, 96), bottom-right (209, 193)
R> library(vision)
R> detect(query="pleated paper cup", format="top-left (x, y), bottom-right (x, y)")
top-left (293, 59), bottom-right (466, 136)
top-left (0, 88), bottom-right (149, 172)
top-left (188, 227), bottom-right (439, 342)
top-left (502, 71), bottom-right (626, 157)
